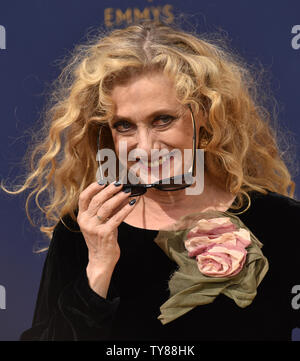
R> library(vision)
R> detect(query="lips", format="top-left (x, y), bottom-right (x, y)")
top-left (139, 153), bottom-right (173, 170)
top-left (127, 150), bottom-right (179, 179)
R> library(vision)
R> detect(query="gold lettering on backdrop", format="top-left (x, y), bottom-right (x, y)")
top-left (134, 7), bottom-right (150, 21)
top-left (115, 8), bottom-right (133, 25)
top-left (151, 7), bottom-right (161, 22)
top-left (104, 8), bottom-right (114, 27)
top-left (104, 5), bottom-right (174, 27)
top-left (162, 4), bottom-right (174, 23)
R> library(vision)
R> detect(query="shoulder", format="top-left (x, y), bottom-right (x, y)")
top-left (244, 190), bottom-right (300, 252)
top-left (53, 213), bottom-right (81, 236)
top-left (249, 189), bottom-right (300, 217)
top-left (241, 191), bottom-right (300, 279)
top-left (48, 213), bottom-right (87, 265)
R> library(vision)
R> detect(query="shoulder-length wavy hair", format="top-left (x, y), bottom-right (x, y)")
top-left (2, 20), bottom-right (297, 239)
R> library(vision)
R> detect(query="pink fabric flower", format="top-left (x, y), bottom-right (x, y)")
top-left (184, 217), bottom-right (251, 278)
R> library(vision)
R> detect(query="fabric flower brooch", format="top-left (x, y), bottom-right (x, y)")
top-left (185, 217), bottom-right (251, 278)
top-left (153, 210), bottom-right (269, 325)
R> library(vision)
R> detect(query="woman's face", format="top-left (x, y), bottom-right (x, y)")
top-left (109, 71), bottom-right (202, 184)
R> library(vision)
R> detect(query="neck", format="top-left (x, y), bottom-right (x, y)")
top-left (124, 172), bottom-right (237, 230)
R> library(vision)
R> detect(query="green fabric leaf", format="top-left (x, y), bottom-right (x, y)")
top-left (153, 210), bottom-right (269, 325)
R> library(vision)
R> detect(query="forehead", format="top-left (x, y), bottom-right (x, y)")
top-left (110, 72), bottom-right (181, 117)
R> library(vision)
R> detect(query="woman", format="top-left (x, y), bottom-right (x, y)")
top-left (3, 21), bottom-right (300, 341)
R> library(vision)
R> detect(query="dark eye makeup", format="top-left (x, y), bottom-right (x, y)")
top-left (153, 115), bottom-right (176, 126)
top-left (112, 120), bottom-right (132, 132)
top-left (111, 114), bottom-right (176, 133)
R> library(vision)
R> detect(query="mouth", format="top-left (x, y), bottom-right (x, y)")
top-left (138, 152), bottom-right (174, 171)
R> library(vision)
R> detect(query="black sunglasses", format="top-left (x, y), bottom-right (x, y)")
top-left (97, 104), bottom-right (197, 197)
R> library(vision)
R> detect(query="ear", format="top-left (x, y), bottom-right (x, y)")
top-left (198, 126), bottom-right (210, 149)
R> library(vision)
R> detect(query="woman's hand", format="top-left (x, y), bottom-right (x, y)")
top-left (77, 181), bottom-right (138, 298)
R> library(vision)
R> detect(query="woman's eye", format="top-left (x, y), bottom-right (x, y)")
top-left (153, 115), bottom-right (175, 127)
top-left (111, 115), bottom-right (176, 132)
top-left (112, 121), bottom-right (133, 133)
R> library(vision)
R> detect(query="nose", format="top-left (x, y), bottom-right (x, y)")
top-left (134, 127), bottom-right (157, 159)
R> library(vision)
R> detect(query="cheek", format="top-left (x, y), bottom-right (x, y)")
top-left (162, 128), bottom-right (192, 149)
top-left (109, 132), bottom-right (122, 159)
top-left (111, 132), bottom-right (126, 154)
top-left (112, 135), bottom-right (119, 155)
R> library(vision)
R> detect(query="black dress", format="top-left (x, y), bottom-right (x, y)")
top-left (20, 190), bottom-right (300, 341)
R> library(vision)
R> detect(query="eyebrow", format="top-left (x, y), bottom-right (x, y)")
top-left (111, 108), bottom-right (180, 123)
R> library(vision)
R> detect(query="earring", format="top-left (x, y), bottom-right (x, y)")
top-left (198, 127), bottom-right (210, 148)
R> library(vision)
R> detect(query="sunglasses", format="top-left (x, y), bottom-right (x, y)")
top-left (97, 104), bottom-right (197, 197)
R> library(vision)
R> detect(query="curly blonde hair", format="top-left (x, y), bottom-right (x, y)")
top-left (2, 20), bottom-right (298, 239)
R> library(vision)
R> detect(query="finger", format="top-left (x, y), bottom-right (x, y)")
top-left (95, 190), bottom-right (132, 222)
top-left (102, 197), bottom-right (139, 231)
top-left (78, 181), bottom-right (106, 213)
top-left (86, 181), bottom-right (126, 216)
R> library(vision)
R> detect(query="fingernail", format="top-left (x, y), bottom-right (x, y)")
top-left (98, 179), bottom-right (106, 185)
top-left (129, 199), bottom-right (136, 206)
top-left (122, 187), bottom-right (131, 193)
top-left (114, 181), bottom-right (122, 187)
